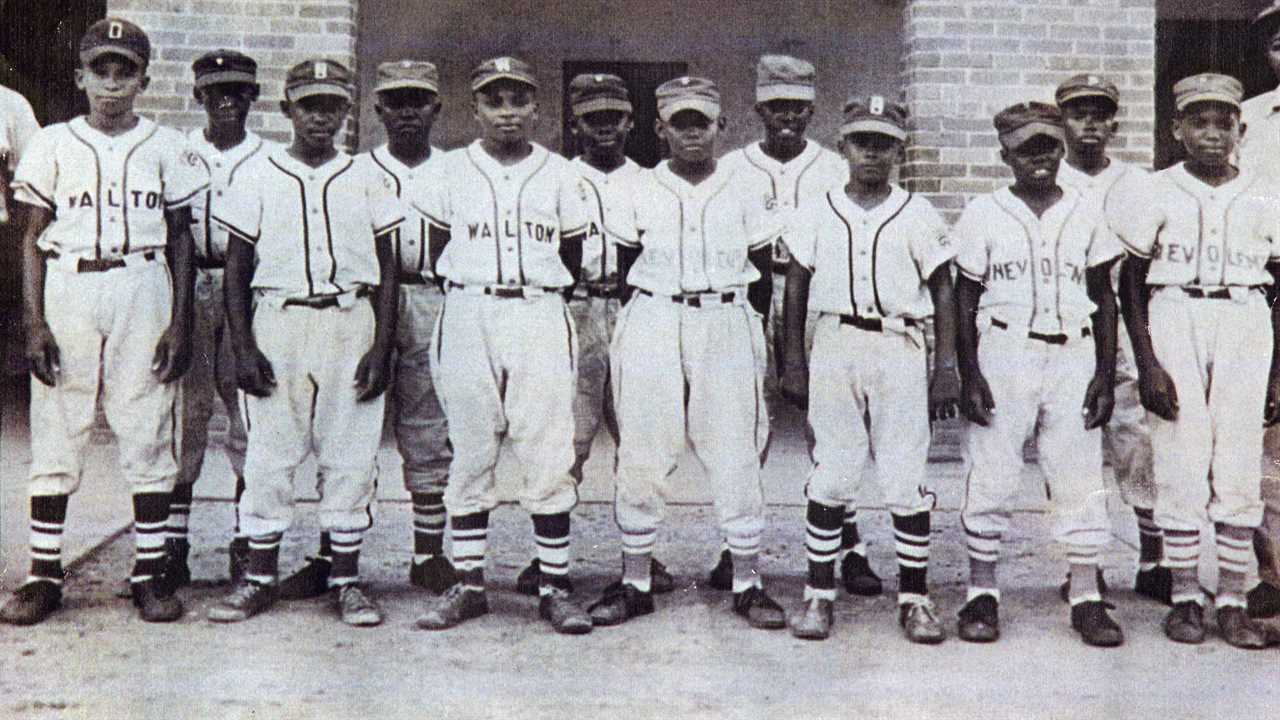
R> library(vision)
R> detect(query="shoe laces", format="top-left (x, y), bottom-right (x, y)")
top-left (338, 584), bottom-right (376, 613)
top-left (904, 599), bottom-right (939, 623)
top-left (227, 581), bottom-right (268, 604)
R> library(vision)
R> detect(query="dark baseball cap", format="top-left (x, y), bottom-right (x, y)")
top-left (192, 50), bottom-right (257, 88)
top-left (756, 54), bottom-right (816, 103)
top-left (840, 94), bottom-right (909, 141)
top-left (80, 17), bottom-right (151, 69)
top-left (284, 59), bottom-right (354, 102)
top-left (471, 56), bottom-right (538, 92)
top-left (656, 76), bottom-right (720, 121)
top-left (569, 73), bottom-right (631, 116)
top-left (1055, 74), bottom-right (1120, 110)
top-left (994, 102), bottom-right (1065, 150)
top-left (375, 60), bottom-right (440, 94)
top-left (1173, 73), bottom-right (1243, 112)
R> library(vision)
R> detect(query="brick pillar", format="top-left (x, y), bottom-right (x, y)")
top-left (899, 0), bottom-right (1156, 222)
top-left (106, 0), bottom-right (360, 148)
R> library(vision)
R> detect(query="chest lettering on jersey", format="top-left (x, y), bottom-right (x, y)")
top-left (587, 221), bottom-right (602, 238)
top-left (466, 220), bottom-right (559, 244)
top-left (1152, 241), bottom-right (1197, 265)
top-left (67, 188), bottom-right (162, 210)
top-left (989, 258), bottom-right (1086, 285)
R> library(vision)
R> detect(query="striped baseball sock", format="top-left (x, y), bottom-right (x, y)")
top-left (131, 493), bottom-right (170, 584)
top-left (621, 528), bottom-right (657, 592)
top-left (411, 492), bottom-right (446, 562)
top-left (805, 500), bottom-right (843, 596)
top-left (1163, 527), bottom-right (1202, 605)
top-left (1066, 544), bottom-right (1102, 605)
top-left (232, 476), bottom-right (247, 540)
top-left (246, 533), bottom-right (282, 586)
top-left (166, 483), bottom-right (193, 548)
top-left (728, 532), bottom-right (763, 593)
top-left (893, 512), bottom-right (930, 598)
top-left (1134, 508), bottom-right (1162, 570)
top-left (533, 513), bottom-right (572, 594)
top-left (841, 508), bottom-right (867, 558)
top-left (450, 511), bottom-right (489, 590)
top-left (965, 527), bottom-right (1000, 597)
top-left (27, 495), bottom-right (69, 586)
top-left (1215, 523), bottom-right (1254, 608)
top-left (328, 528), bottom-right (363, 588)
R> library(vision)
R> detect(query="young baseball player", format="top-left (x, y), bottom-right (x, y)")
top-left (0, 17), bottom-right (204, 625)
top-left (1114, 73), bottom-right (1280, 649)
top-left (513, 72), bottom-right (675, 597)
top-left (780, 95), bottom-right (958, 643)
top-left (161, 49), bottom-right (262, 589)
top-left (714, 55), bottom-right (879, 597)
top-left (1053, 74), bottom-right (1169, 604)
top-left (0, 83), bottom-right (39, 226)
top-left (206, 59), bottom-right (402, 627)
top-left (412, 57), bottom-right (595, 635)
top-left (954, 102), bottom-right (1124, 647)
top-left (587, 76), bottom-right (784, 630)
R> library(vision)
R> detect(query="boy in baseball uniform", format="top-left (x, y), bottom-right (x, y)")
top-left (1053, 74), bottom-right (1168, 604)
top-left (0, 83), bottom-right (38, 226)
top-left (955, 102), bottom-right (1124, 647)
top-left (413, 57), bottom-right (594, 635)
top-left (514, 72), bottom-right (675, 597)
top-left (780, 95), bottom-right (958, 643)
top-left (587, 77), bottom-right (785, 630)
top-left (161, 49), bottom-right (261, 589)
top-left (1114, 73), bottom-right (1280, 649)
top-left (716, 56), bottom-right (879, 597)
top-left (207, 59), bottom-right (402, 627)
top-left (1, 18), bottom-right (203, 625)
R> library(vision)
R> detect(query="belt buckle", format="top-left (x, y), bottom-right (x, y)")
top-left (685, 295), bottom-right (702, 308)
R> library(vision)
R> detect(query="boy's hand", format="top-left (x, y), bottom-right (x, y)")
top-left (354, 344), bottom-right (391, 401)
top-left (779, 364), bottom-right (808, 410)
top-left (1082, 372), bottom-right (1115, 430)
top-left (960, 371), bottom-right (995, 426)
top-left (152, 323), bottom-right (191, 383)
top-left (235, 343), bottom-right (276, 397)
top-left (929, 366), bottom-right (961, 422)
top-left (26, 321), bottom-right (61, 387)
top-left (1138, 362), bottom-right (1178, 421)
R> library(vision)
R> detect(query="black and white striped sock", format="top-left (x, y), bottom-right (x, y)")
top-left (893, 512), bottom-right (930, 598)
top-left (328, 528), bottom-right (363, 587)
top-left (131, 492), bottom-right (170, 584)
top-left (28, 494), bottom-right (68, 586)
top-left (533, 513), bottom-right (571, 594)
top-left (411, 491), bottom-right (446, 562)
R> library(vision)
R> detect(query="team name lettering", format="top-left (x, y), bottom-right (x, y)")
top-left (466, 220), bottom-right (559, 244)
top-left (66, 189), bottom-right (162, 210)
top-left (987, 258), bottom-right (1085, 284)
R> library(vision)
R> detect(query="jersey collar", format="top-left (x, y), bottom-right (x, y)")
top-left (187, 127), bottom-right (263, 163)
top-left (370, 143), bottom-right (442, 175)
top-left (992, 184), bottom-right (1082, 228)
top-left (267, 145), bottom-right (352, 176)
top-left (746, 137), bottom-right (820, 172)
top-left (1168, 162), bottom-right (1256, 203)
top-left (827, 183), bottom-right (909, 224)
top-left (653, 158), bottom-right (735, 197)
top-left (71, 114), bottom-right (155, 144)
top-left (571, 155), bottom-right (640, 183)
top-left (466, 139), bottom-right (548, 177)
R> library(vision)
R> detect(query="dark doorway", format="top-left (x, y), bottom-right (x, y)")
top-left (562, 61), bottom-right (688, 168)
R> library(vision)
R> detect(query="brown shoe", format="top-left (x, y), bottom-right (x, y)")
top-left (733, 586), bottom-right (786, 630)
top-left (900, 599), bottom-right (947, 645)
top-left (1217, 605), bottom-right (1267, 649)
top-left (131, 579), bottom-right (184, 623)
top-left (957, 595), bottom-right (1000, 643)
top-left (1163, 601), bottom-right (1205, 644)
top-left (0, 581), bottom-right (62, 626)
top-left (416, 584), bottom-right (488, 630)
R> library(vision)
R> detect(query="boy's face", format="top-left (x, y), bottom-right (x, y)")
top-left (657, 109), bottom-right (720, 163)
top-left (755, 99), bottom-right (813, 142)
top-left (374, 88), bottom-right (440, 144)
top-left (1266, 29), bottom-right (1280, 79)
top-left (1001, 134), bottom-right (1064, 191)
top-left (76, 55), bottom-right (149, 118)
top-left (1060, 97), bottom-right (1119, 153)
top-left (473, 80), bottom-right (538, 144)
top-left (838, 132), bottom-right (902, 187)
top-left (572, 109), bottom-right (632, 155)
top-left (281, 94), bottom-right (349, 153)
top-left (195, 82), bottom-right (258, 129)
top-left (1172, 101), bottom-right (1241, 168)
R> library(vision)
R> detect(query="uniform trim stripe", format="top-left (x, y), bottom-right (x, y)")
top-left (17, 183), bottom-right (56, 210)
top-left (212, 214), bottom-right (258, 243)
top-left (651, 172), bottom-right (686, 289)
top-left (513, 149), bottom-right (551, 285)
top-left (370, 149), bottom-right (402, 197)
top-left (164, 183), bottom-right (208, 210)
top-left (870, 192), bottom-right (913, 317)
top-left (226, 136), bottom-right (264, 187)
top-left (465, 145), bottom-right (504, 283)
top-left (826, 190), bottom-right (858, 312)
top-left (322, 158), bottom-right (355, 293)
top-left (267, 157), bottom-right (315, 296)
top-left (65, 124), bottom-right (104, 259)
top-left (120, 123), bottom-right (162, 254)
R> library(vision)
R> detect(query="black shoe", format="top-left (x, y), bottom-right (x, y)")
top-left (131, 579), bottom-right (184, 623)
top-left (1057, 568), bottom-right (1108, 603)
top-left (650, 558), bottom-right (676, 595)
top-left (1134, 566), bottom-right (1172, 605)
top-left (208, 580), bottom-right (278, 623)
top-left (840, 552), bottom-right (883, 597)
top-left (732, 586), bottom-right (786, 630)
top-left (1163, 600), bottom-right (1206, 644)
top-left (0, 581), bottom-right (62, 626)
top-left (515, 559), bottom-right (576, 597)
top-left (228, 537), bottom-right (250, 586)
top-left (416, 584), bottom-right (489, 630)
top-left (588, 581), bottom-right (655, 626)
top-left (409, 556), bottom-right (457, 595)
top-left (1217, 605), bottom-right (1268, 649)
top-left (1247, 581), bottom-right (1280, 619)
top-left (539, 585), bottom-right (593, 635)
top-left (161, 538), bottom-right (191, 592)
top-left (957, 595), bottom-right (1000, 643)
top-left (708, 550), bottom-right (733, 591)
top-left (278, 556), bottom-right (331, 601)
top-left (1070, 600), bottom-right (1124, 647)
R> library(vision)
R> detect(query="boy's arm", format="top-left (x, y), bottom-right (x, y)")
top-left (355, 228), bottom-right (400, 402)
top-left (1083, 259), bottom-right (1118, 429)
top-left (616, 243), bottom-right (641, 305)
top-left (20, 205), bottom-right (57, 385)
top-left (1265, 261), bottom-right (1280, 426)
top-left (224, 232), bottom-right (274, 396)
top-left (779, 258), bottom-right (811, 408)
top-left (927, 265), bottom-right (960, 422)
top-left (955, 274), bottom-right (994, 426)
top-left (559, 230), bottom-right (585, 300)
top-left (153, 206), bottom-right (196, 383)
top-left (747, 245), bottom-right (773, 325)
top-left (1119, 254), bottom-right (1177, 420)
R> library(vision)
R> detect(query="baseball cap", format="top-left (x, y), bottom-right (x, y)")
top-left (840, 94), bottom-right (909, 141)
top-left (1252, 1), bottom-right (1280, 42)
top-left (656, 76), bottom-right (720, 122)
top-left (79, 17), bottom-right (151, 69)
top-left (1172, 73), bottom-right (1243, 112)
top-left (756, 55), bottom-right (816, 103)
top-left (471, 56), bottom-right (539, 92)
top-left (993, 102), bottom-right (1065, 150)
top-left (375, 60), bottom-right (440, 94)
top-left (1055, 74), bottom-right (1120, 110)
top-left (284, 59), bottom-right (354, 102)
top-left (192, 50), bottom-right (257, 89)
top-left (569, 73), bottom-right (632, 116)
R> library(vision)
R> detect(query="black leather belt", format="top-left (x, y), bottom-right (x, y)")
top-left (282, 287), bottom-right (372, 309)
top-left (1181, 286), bottom-right (1235, 299)
top-left (582, 284), bottom-right (619, 299)
top-left (991, 317), bottom-right (1090, 345)
top-left (638, 288), bottom-right (737, 307)
top-left (447, 281), bottom-right (558, 298)
top-left (44, 249), bottom-right (157, 273)
top-left (837, 313), bottom-right (916, 333)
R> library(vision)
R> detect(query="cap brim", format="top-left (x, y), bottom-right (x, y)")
top-left (1000, 122), bottom-right (1065, 149)
top-left (287, 83), bottom-right (353, 102)
top-left (839, 119), bottom-right (907, 141)
top-left (81, 46), bottom-right (147, 68)
top-left (375, 80), bottom-right (439, 94)
top-left (1056, 89), bottom-right (1119, 108)
top-left (1175, 92), bottom-right (1241, 112)
top-left (757, 84), bottom-right (816, 103)
top-left (195, 71), bottom-right (257, 88)
top-left (472, 73), bottom-right (539, 92)
top-left (658, 98), bottom-right (720, 122)
top-left (573, 98), bottom-right (632, 116)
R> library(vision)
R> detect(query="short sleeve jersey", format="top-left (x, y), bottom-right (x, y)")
top-left (417, 141), bottom-right (589, 288)
top-left (1, 86), bottom-right (40, 174)
top-left (186, 128), bottom-right (269, 264)
top-left (361, 143), bottom-right (445, 279)
top-left (572, 155), bottom-right (643, 284)
top-left (1240, 89), bottom-right (1280, 181)
top-left (617, 161), bottom-right (780, 295)
top-left (214, 146), bottom-right (404, 298)
top-left (789, 185), bottom-right (954, 319)
top-left (954, 186), bottom-right (1122, 334)
top-left (13, 116), bottom-right (208, 258)
top-left (1108, 164), bottom-right (1280, 288)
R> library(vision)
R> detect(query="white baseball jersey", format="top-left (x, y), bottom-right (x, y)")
top-left (185, 128), bottom-right (269, 264)
top-left (954, 186), bottom-right (1123, 334)
top-left (13, 116), bottom-right (208, 257)
top-left (572, 155), bottom-right (643, 284)
top-left (617, 162), bottom-right (779, 295)
top-left (361, 143), bottom-right (445, 278)
top-left (1240, 88), bottom-right (1280, 180)
top-left (418, 141), bottom-right (589, 288)
top-left (1, 85), bottom-right (39, 173)
top-left (214, 147), bottom-right (403, 299)
top-left (788, 185), bottom-right (953, 319)
top-left (1056, 158), bottom-right (1147, 221)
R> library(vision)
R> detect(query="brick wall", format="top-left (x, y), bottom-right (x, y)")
top-left (900, 0), bottom-right (1157, 223)
top-left (106, 0), bottom-right (360, 147)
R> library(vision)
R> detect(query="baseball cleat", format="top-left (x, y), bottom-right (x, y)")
top-left (788, 597), bottom-right (833, 640)
top-left (587, 581), bottom-right (654, 626)
top-left (1162, 600), bottom-right (1206, 644)
top-left (841, 552), bottom-right (883, 597)
top-left (515, 559), bottom-right (575, 597)
top-left (409, 556), bottom-right (457, 595)
top-left (160, 538), bottom-right (191, 592)
top-left (899, 599), bottom-right (947, 645)
top-left (0, 581), bottom-right (63, 626)
top-left (1070, 600), bottom-right (1124, 647)
top-left (278, 556), bottom-right (331, 601)
top-left (957, 595), bottom-right (1000, 643)
top-left (227, 537), bottom-right (250, 586)
top-left (416, 584), bottom-right (488, 630)
top-left (650, 558), bottom-right (676, 595)
top-left (208, 581), bottom-right (277, 623)
top-left (1216, 605), bottom-right (1268, 649)
top-left (334, 584), bottom-right (382, 627)
top-left (131, 579), bottom-right (184, 623)
top-left (539, 586), bottom-right (593, 635)
top-left (733, 586), bottom-right (787, 630)
top-left (707, 549), bottom-right (734, 591)
top-left (1247, 581), bottom-right (1280, 619)
top-left (1134, 566), bottom-right (1173, 605)
top-left (1056, 568), bottom-right (1108, 603)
